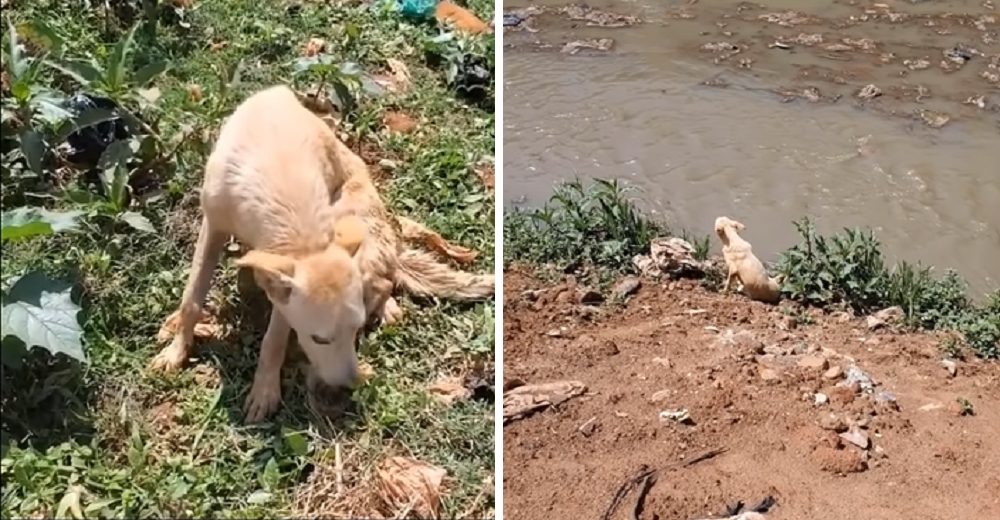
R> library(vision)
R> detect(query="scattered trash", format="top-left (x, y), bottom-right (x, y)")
top-left (633, 237), bottom-right (710, 278)
top-left (503, 13), bottom-right (524, 27)
top-left (866, 306), bottom-right (903, 329)
top-left (450, 53), bottom-right (492, 105)
top-left (659, 408), bottom-right (694, 425)
top-left (857, 84), bottom-right (883, 100)
top-left (560, 5), bottom-right (639, 27)
top-left (904, 58), bottom-right (931, 70)
top-left (941, 359), bottom-right (958, 378)
top-left (503, 380), bottom-right (586, 422)
top-left (375, 456), bottom-right (447, 519)
top-left (943, 45), bottom-right (975, 64)
top-left (919, 110), bottom-right (951, 128)
top-left (845, 364), bottom-right (876, 393)
top-left (561, 38), bottom-right (614, 55)
top-left (62, 92), bottom-right (131, 167)
top-left (395, 0), bottom-right (437, 22)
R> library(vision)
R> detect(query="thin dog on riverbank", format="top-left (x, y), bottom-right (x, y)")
top-left (714, 216), bottom-right (782, 304)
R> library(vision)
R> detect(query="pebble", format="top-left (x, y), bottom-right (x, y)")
top-left (760, 368), bottom-right (781, 382)
top-left (839, 427), bottom-right (870, 449)
top-left (798, 355), bottom-right (829, 371)
top-left (941, 359), bottom-right (958, 378)
top-left (612, 277), bottom-right (641, 299)
top-left (819, 413), bottom-right (848, 432)
top-left (815, 393), bottom-right (830, 405)
top-left (823, 366), bottom-right (844, 380)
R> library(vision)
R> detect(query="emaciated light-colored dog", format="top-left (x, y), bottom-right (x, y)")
top-left (151, 86), bottom-right (493, 422)
top-left (714, 216), bottom-right (782, 304)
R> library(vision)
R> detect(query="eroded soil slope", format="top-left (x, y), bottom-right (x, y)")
top-left (503, 268), bottom-right (1000, 520)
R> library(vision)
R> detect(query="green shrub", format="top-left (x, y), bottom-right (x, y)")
top-left (776, 218), bottom-right (889, 312)
top-left (504, 179), bottom-right (665, 273)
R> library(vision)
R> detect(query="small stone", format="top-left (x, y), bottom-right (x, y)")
top-left (866, 306), bottom-right (904, 329)
top-left (649, 389), bottom-right (671, 403)
top-left (815, 393), bottom-right (829, 405)
top-left (823, 366), bottom-right (844, 380)
top-left (819, 413), bottom-right (848, 432)
top-left (612, 277), bottom-right (641, 299)
top-left (578, 289), bottom-right (604, 305)
top-left (845, 365), bottom-right (876, 392)
top-left (839, 427), bottom-right (870, 449)
top-left (813, 446), bottom-right (867, 474)
top-left (760, 368), bottom-right (781, 382)
top-left (578, 417), bottom-right (597, 437)
top-left (828, 385), bottom-right (858, 406)
top-left (941, 359), bottom-right (958, 378)
top-left (798, 355), bottom-right (829, 371)
top-left (597, 339), bottom-right (620, 356)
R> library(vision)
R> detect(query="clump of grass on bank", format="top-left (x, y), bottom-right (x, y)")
top-left (2, 0), bottom-right (494, 517)
top-left (503, 179), bottom-right (666, 276)
top-left (505, 180), bottom-right (999, 359)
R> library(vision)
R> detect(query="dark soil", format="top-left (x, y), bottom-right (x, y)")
top-left (503, 267), bottom-right (1000, 520)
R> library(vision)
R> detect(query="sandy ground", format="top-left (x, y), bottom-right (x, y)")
top-left (502, 268), bottom-right (1000, 520)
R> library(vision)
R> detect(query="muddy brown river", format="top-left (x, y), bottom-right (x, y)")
top-left (503, 0), bottom-right (1000, 291)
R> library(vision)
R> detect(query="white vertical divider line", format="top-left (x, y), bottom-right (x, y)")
top-left (493, 1), bottom-right (504, 518)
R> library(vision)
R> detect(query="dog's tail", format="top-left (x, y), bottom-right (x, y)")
top-left (396, 249), bottom-right (494, 300)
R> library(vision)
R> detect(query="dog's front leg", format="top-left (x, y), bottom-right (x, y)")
top-left (244, 310), bottom-right (291, 422)
top-left (723, 269), bottom-right (737, 292)
top-left (150, 218), bottom-right (227, 371)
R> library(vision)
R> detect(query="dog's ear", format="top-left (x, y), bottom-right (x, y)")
top-left (732, 220), bottom-right (746, 231)
top-left (235, 251), bottom-right (297, 303)
top-left (330, 215), bottom-right (366, 257)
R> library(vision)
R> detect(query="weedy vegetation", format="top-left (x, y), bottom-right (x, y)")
top-left (1, 0), bottom-right (495, 517)
top-left (506, 181), bottom-right (999, 359)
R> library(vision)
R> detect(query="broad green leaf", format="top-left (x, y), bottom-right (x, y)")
top-left (1, 207), bottom-right (80, 241)
top-left (55, 486), bottom-right (84, 520)
top-left (31, 90), bottom-right (73, 125)
top-left (97, 140), bottom-right (133, 171)
top-left (19, 130), bottom-right (45, 174)
top-left (133, 60), bottom-right (168, 86)
top-left (259, 457), bottom-right (280, 490)
top-left (54, 107), bottom-right (119, 142)
top-left (0, 271), bottom-right (85, 362)
top-left (45, 58), bottom-right (104, 87)
top-left (120, 211), bottom-right (154, 233)
top-left (6, 18), bottom-right (25, 78)
top-left (282, 428), bottom-right (309, 457)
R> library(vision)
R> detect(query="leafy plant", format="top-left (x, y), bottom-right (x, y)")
top-left (777, 218), bottom-right (889, 312)
top-left (292, 54), bottom-right (364, 116)
top-left (46, 24), bottom-right (168, 102)
top-left (504, 179), bottom-right (665, 274)
top-left (1, 209), bottom-right (86, 366)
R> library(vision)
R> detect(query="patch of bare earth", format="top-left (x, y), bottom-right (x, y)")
top-left (503, 267), bottom-right (1000, 520)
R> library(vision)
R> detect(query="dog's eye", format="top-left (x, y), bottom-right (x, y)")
top-left (310, 334), bottom-right (333, 345)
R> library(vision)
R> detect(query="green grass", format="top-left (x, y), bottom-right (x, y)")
top-left (505, 180), bottom-right (999, 359)
top-left (1, 0), bottom-right (495, 517)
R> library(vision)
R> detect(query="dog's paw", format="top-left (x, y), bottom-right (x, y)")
top-left (148, 340), bottom-right (189, 372)
top-left (244, 380), bottom-right (282, 423)
top-left (156, 310), bottom-right (182, 343)
top-left (381, 297), bottom-right (404, 324)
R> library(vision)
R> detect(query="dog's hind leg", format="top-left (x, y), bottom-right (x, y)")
top-left (244, 310), bottom-right (290, 422)
top-left (150, 218), bottom-right (227, 371)
top-left (397, 215), bottom-right (478, 264)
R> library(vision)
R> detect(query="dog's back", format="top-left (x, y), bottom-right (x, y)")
top-left (201, 86), bottom-right (342, 253)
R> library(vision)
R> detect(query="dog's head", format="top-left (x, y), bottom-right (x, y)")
top-left (235, 216), bottom-right (368, 389)
top-left (714, 216), bottom-right (746, 240)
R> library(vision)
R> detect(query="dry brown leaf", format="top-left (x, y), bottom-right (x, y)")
top-left (428, 376), bottom-right (471, 405)
top-left (187, 84), bottom-right (203, 102)
top-left (397, 216), bottom-right (479, 264)
top-left (156, 309), bottom-right (221, 343)
top-left (376, 457), bottom-right (447, 519)
top-left (303, 37), bottom-right (326, 57)
top-left (474, 163), bottom-right (494, 192)
top-left (382, 110), bottom-right (418, 134)
top-left (371, 58), bottom-right (412, 94)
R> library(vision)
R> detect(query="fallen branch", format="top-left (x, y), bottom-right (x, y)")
top-left (502, 380), bottom-right (587, 423)
top-left (602, 465), bottom-right (656, 520)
